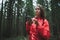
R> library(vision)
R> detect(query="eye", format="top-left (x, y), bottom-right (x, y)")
top-left (35, 8), bottom-right (40, 10)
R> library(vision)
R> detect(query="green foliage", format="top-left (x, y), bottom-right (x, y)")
top-left (37, 0), bottom-right (44, 5)
top-left (25, 0), bottom-right (34, 17)
top-left (51, 0), bottom-right (60, 40)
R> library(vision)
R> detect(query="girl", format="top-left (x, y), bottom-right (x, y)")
top-left (26, 4), bottom-right (50, 40)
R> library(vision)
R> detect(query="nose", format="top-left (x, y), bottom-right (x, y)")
top-left (35, 9), bottom-right (39, 13)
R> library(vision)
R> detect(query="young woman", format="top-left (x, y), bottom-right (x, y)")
top-left (26, 4), bottom-right (50, 40)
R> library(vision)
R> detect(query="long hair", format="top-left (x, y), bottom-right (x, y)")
top-left (36, 4), bottom-right (45, 19)
top-left (36, 4), bottom-right (45, 25)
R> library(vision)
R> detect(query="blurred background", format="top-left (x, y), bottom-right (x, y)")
top-left (0, 0), bottom-right (60, 40)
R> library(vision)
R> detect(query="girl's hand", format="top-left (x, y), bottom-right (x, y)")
top-left (32, 18), bottom-right (38, 25)
top-left (26, 19), bottom-right (33, 26)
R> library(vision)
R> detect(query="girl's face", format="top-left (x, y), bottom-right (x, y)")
top-left (35, 6), bottom-right (40, 16)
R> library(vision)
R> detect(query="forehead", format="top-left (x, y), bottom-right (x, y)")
top-left (35, 6), bottom-right (40, 9)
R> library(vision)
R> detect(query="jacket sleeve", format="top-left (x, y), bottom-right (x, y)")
top-left (26, 21), bottom-right (30, 34)
top-left (38, 19), bottom-right (50, 40)
top-left (42, 19), bottom-right (50, 40)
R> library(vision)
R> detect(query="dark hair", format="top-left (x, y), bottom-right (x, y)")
top-left (36, 4), bottom-right (45, 19)
top-left (26, 15), bottom-right (32, 22)
top-left (25, 15), bottom-right (33, 25)
top-left (36, 4), bottom-right (45, 25)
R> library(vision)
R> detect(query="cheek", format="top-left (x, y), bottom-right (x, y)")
top-left (38, 10), bottom-right (40, 13)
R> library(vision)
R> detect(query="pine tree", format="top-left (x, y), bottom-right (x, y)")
top-left (51, 0), bottom-right (60, 40)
